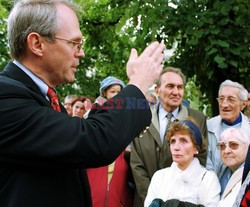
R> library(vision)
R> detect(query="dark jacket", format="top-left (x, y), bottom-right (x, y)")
top-left (0, 62), bottom-right (151, 207)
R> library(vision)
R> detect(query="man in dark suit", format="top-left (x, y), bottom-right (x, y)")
top-left (0, 0), bottom-right (165, 206)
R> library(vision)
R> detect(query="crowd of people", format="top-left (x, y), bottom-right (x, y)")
top-left (61, 71), bottom-right (250, 207)
top-left (0, 0), bottom-right (249, 207)
top-left (65, 67), bottom-right (250, 207)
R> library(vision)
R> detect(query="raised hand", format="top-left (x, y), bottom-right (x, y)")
top-left (127, 42), bottom-right (165, 94)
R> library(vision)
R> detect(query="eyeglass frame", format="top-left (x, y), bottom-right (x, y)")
top-left (216, 96), bottom-right (241, 105)
top-left (216, 141), bottom-right (241, 151)
top-left (54, 36), bottom-right (83, 53)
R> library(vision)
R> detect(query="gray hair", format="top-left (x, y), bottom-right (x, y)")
top-left (8, 0), bottom-right (79, 60)
top-left (156, 66), bottom-right (186, 87)
top-left (64, 94), bottom-right (77, 101)
top-left (219, 80), bottom-right (248, 101)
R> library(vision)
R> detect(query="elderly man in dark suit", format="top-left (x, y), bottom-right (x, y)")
top-left (0, 0), bottom-right (165, 207)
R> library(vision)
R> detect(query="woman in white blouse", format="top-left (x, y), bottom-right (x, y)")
top-left (144, 118), bottom-right (221, 207)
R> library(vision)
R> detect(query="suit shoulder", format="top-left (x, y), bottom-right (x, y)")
top-left (207, 115), bottom-right (220, 126)
top-left (0, 75), bottom-right (27, 91)
top-left (187, 107), bottom-right (206, 118)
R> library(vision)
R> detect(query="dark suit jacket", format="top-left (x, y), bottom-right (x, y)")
top-left (0, 62), bottom-right (151, 207)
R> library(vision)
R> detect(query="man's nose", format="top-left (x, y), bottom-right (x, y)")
top-left (172, 86), bottom-right (179, 94)
top-left (220, 100), bottom-right (230, 107)
top-left (76, 48), bottom-right (85, 58)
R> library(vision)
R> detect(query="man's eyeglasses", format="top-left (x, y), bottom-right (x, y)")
top-left (54, 36), bottom-right (83, 53)
top-left (216, 141), bottom-right (240, 151)
top-left (216, 96), bottom-right (239, 105)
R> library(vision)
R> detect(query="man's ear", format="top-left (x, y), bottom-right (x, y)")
top-left (240, 100), bottom-right (247, 111)
top-left (26, 32), bottom-right (44, 57)
top-left (154, 85), bottom-right (160, 97)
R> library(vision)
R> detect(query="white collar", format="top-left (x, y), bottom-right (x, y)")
top-left (13, 60), bottom-right (49, 99)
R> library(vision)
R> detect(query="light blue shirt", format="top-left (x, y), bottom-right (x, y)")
top-left (158, 105), bottom-right (179, 143)
top-left (13, 60), bottom-right (49, 100)
top-left (219, 167), bottom-right (232, 195)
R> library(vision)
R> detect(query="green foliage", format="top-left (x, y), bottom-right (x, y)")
top-left (77, 0), bottom-right (249, 114)
top-left (0, 0), bottom-right (10, 71)
top-left (0, 0), bottom-right (249, 114)
top-left (185, 76), bottom-right (212, 117)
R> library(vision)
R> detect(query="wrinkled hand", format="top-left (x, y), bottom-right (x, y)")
top-left (127, 42), bottom-right (165, 94)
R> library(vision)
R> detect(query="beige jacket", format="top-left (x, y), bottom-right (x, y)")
top-left (218, 167), bottom-right (244, 207)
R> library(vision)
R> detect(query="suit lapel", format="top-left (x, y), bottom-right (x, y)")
top-left (1, 62), bottom-right (66, 113)
top-left (150, 103), bottom-right (162, 146)
top-left (176, 104), bottom-right (188, 120)
top-left (2, 62), bottom-right (43, 96)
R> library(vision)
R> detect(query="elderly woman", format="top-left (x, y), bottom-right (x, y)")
top-left (217, 128), bottom-right (249, 207)
top-left (144, 119), bottom-right (220, 207)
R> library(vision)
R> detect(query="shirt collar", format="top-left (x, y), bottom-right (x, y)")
top-left (158, 104), bottom-right (179, 120)
top-left (13, 60), bottom-right (49, 98)
top-left (222, 113), bottom-right (242, 126)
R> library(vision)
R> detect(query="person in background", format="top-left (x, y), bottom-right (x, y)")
top-left (206, 80), bottom-right (250, 194)
top-left (0, 0), bottom-right (165, 206)
top-left (72, 96), bottom-right (87, 118)
top-left (145, 90), bottom-right (157, 106)
top-left (86, 76), bottom-right (133, 207)
top-left (83, 96), bottom-right (93, 116)
top-left (99, 76), bottom-right (126, 100)
top-left (144, 118), bottom-right (220, 207)
top-left (145, 84), bottom-right (158, 106)
top-left (63, 94), bottom-right (77, 116)
top-left (84, 76), bottom-right (126, 117)
top-left (131, 67), bottom-right (208, 206)
top-left (243, 88), bottom-right (250, 118)
top-left (217, 128), bottom-right (249, 207)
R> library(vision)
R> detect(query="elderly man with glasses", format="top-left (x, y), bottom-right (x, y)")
top-left (206, 79), bottom-right (250, 194)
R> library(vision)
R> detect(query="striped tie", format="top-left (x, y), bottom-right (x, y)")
top-left (165, 113), bottom-right (173, 135)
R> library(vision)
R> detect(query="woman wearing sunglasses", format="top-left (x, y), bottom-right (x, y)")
top-left (144, 118), bottom-right (220, 207)
top-left (217, 127), bottom-right (250, 207)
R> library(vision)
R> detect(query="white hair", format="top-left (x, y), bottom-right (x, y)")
top-left (219, 80), bottom-right (248, 101)
top-left (220, 127), bottom-right (250, 146)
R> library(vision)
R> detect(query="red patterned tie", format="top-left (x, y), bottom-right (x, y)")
top-left (47, 87), bottom-right (61, 112)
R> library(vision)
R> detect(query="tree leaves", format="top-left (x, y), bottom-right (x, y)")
top-left (0, 0), bottom-right (249, 113)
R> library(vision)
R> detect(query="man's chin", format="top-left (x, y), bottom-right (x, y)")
top-left (170, 102), bottom-right (181, 108)
top-left (66, 75), bottom-right (76, 83)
